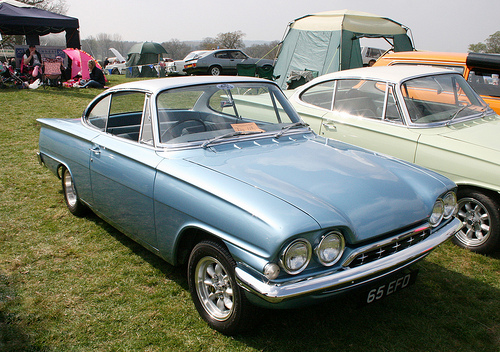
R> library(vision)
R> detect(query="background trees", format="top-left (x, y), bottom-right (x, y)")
top-left (469, 31), bottom-right (500, 53)
top-left (79, 31), bottom-right (280, 62)
top-left (0, 1), bottom-right (279, 63)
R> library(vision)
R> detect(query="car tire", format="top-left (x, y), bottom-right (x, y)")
top-left (61, 167), bottom-right (87, 217)
top-left (453, 189), bottom-right (500, 254)
top-left (111, 68), bottom-right (119, 75)
top-left (188, 240), bottom-right (253, 335)
top-left (209, 66), bottom-right (222, 76)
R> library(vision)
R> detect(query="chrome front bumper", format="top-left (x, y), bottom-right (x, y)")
top-left (235, 217), bottom-right (461, 304)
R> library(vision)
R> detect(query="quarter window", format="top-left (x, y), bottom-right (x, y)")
top-left (87, 95), bottom-right (110, 131)
top-left (106, 92), bottom-right (147, 141)
top-left (140, 98), bottom-right (153, 145)
top-left (85, 91), bottom-right (148, 142)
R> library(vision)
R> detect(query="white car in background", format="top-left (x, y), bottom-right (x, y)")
top-left (104, 48), bottom-right (127, 74)
top-left (360, 46), bottom-right (385, 66)
top-left (166, 50), bottom-right (209, 76)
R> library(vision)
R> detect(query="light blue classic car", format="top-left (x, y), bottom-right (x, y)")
top-left (38, 76), bottom-right (461, 334)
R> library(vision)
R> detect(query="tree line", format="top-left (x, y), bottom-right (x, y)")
top-left (3, 0), bottom-right (499, 59)
top-left (80, 32), bottom-right (280, 63)
top-left (1, 0), bottom-right (280, 63)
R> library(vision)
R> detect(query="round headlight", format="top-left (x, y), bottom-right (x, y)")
top-left (315, 231), bottom-right (345, 266)
top-left (280, 239), bottom-right (311, 275)
top-left (429, 199), bottom-right (444, 227)
top-left (443, 192), bottom-right (457, 219)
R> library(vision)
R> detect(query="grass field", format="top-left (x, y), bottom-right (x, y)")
top-left (0, 75), bottom-right (499, 351)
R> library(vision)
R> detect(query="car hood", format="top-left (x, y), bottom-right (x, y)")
top-left (184, 135), bottom-right (452, 243)
top-left (439, 116), bottom-right (500, 153)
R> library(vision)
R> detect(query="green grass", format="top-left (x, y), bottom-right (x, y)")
top-left (1, 75), bottom-right (499, 351)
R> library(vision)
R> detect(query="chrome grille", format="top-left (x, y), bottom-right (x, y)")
top-left (345, 226), bottom-right (431, 268)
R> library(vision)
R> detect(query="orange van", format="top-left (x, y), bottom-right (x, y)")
top-left (374, 51), bottom-right (500, 113)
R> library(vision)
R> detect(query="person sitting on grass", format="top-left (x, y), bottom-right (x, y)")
top-left (80, 60), bottom-right (106, 88)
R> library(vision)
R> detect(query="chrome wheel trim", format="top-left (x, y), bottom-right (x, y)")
top-left (63, 170), bottom-right (78, 208)
top-left (195, 256), bottom-right (234, 321)
top-left (455, 197), bottom-right (491, 247)
top-left (210, 67), bottom-right (221, 76)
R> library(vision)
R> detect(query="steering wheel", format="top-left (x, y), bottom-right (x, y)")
top-left (161, 118), bottom-right (207, 141)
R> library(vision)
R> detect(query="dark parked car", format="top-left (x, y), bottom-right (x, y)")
top-left (38, 76), bottom-right (460, 334)
top-left (183, 49), bottom-right (274, 76)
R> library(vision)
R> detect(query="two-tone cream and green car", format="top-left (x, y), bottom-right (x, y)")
top-left (289, 66), bottom-right (500, 254)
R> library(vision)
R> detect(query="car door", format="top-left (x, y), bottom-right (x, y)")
top-left (227, 50), bottom-right (248, 73)
top-left (86, 91), bottom-right (162, 248)
top-left (298, 78), bottom-right (420, 162)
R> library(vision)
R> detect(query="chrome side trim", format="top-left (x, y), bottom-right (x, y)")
top-left (235, 218), bottom-right (461, 303)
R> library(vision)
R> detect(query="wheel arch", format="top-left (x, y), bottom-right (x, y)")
top-left (208, 65), bottom-right (222, 75)
top-left (174, 227), bottom-right (228, 266)
top-left (456, 184), bottom-right (500, 205)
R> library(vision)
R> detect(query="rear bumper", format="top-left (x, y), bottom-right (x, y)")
top-left (236, 217), bottom-right (461, 304)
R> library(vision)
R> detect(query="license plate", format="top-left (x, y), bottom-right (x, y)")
top-left (364, 269), bottom-right (419, 304)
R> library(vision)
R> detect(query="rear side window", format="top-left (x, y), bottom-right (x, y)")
top-left (468, 69), bottom-right (500, 97)
top-left (87, 95), bottom-right (110, 131)
top-left (333, 79), bottom-right (386, 119)
top-left (300, 81), bottom-right (335, 110)
top-left (86, 91), bottom-right (148, 143)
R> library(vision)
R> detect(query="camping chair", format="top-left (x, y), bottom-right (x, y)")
top-left (237, 63), bottom-right (257, 77)
top-left (257, 65), bottom-right (276, 80)
top-left (42, 57), bottom-right (63, 88)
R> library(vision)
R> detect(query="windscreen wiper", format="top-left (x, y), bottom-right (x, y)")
top-left (446, 104), bottom-right (486, 126)
top-left (274, 122), bottom-right (309, 139)
top-left (201, 130), bottom-right (263, 148)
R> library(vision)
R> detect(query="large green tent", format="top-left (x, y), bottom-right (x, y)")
top-left (125, 41), bottom-right (167, 77)
top-left (274, 10), bottom-right (414, 89)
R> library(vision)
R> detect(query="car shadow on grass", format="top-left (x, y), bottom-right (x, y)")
top-left (0, 274), bottom-right (45, 352)
top-left (237, 260), bottom-right (500, 352)
top-left (83, 211), bottom-right (188, 289)
top-left (78, 212), bottom-right (500, 351)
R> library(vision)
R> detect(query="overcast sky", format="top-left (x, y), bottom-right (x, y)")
top-left (64, 0), bottom-right (498, 53)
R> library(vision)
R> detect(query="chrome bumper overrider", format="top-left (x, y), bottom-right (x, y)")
top-left (235, 217), bottom-right (461, 303)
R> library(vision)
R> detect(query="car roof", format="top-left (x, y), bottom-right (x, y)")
top-left (103, 76), bottom-right (276, 95)
top-left (376, 51), bottom-right (468, 64)
top-left (309, 65), bottom-right (459, 85)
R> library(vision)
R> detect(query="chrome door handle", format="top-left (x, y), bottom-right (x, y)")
top-left (90, 146), bottom-right (101, 155)
top-left (322, 122), bottom-right (337, 132)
